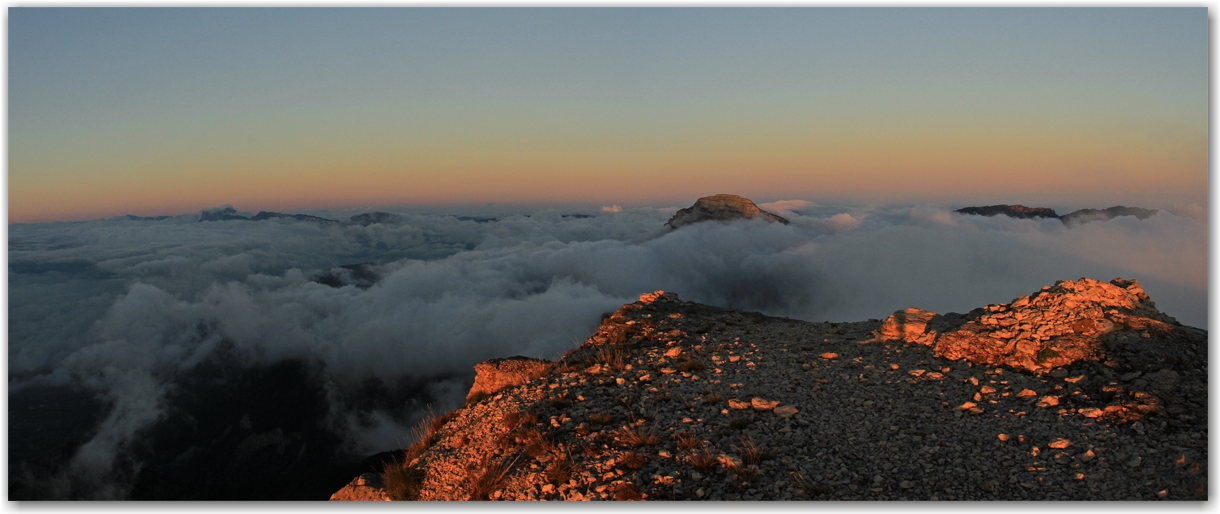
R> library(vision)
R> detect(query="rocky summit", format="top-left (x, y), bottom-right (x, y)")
top-left (665, 194), bottom-right (788, 229)
top-left (332, 280), bottom-right (1206, 502)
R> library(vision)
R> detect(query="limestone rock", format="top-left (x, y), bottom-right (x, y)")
top-left (330, 473), bottom-right (391, 501)
top-left (877, 308), bottom-right (938, 346)
top-left (665, 194), bottom-right (788, 229)
top-left (467, 356), bottom-right (554, 402)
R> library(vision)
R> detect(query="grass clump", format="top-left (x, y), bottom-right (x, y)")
top-left (676, 357), bottom-right (705, 373)
top-left (734, 435), bottom-right (771, 466)
top-left (703, 393), bottom-right (724, 405)
top-left (545, 453), bottom-right (574, 485)
top-left (791, 471), bottom-right (833, 497)
top-left (621, 425), bottom-right (661, 447)
top-left (674, 431), bottom-right (702, 450)
top-left (619, 451), bottom-right (647, 470)
top-left (382, 459), bottom-right (426, 501)
top-left (612, 482), bottom-right (644, 501)
top-left (404, 409), bottom-right (458, 463)
top-left (1036, 347), bottom-right (1061, 364)
top-left (468, 453), bottom-right (523, 501)
top-left (688, 448), bottom-right (719, 474)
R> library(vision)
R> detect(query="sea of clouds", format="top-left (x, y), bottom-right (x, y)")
top-left (7, 200), bottom-right (1207, 498)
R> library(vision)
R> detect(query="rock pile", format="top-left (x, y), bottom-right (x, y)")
top-left (665, 195), bottom-right (788, 229)
top-left (333, 281), bottom-right (1206, 501)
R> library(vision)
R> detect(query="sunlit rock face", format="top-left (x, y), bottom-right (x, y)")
top-left (665, 194), bottom-right (789, 229)
top-left (954, 204), bottom-right (1060, 219)
top-left (877, 278), bottom-right (1188, 375)
top-left (466, 357), bottom-right (554, 402)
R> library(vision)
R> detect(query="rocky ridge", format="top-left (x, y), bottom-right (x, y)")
top-left (665, 194), bottom-right (788, 229)
top-left (332, 281), bottom-right (1206, 501)
top-left (954, 204), bottom-right (1160, 226)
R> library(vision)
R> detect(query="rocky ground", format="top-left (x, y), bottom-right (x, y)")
top-left (332, 279), bottom-right (1207, 501)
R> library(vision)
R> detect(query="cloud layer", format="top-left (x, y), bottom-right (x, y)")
top-left (8, 201), bottom-right (1206, 498)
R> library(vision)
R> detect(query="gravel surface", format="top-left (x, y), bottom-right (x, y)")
top-left (334, 289), bottom-right (1207, 501)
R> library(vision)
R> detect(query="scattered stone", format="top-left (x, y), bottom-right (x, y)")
top-left (751, 398), bottom-right (779, 411)
top-left (1049, 438), bottom-right (1070, 449)
top-left (773, 405), bottom-right (798, 418)
top-left (728, 399), bottom-right (751, 410)
top-left (819, 352), bottom-right (839, 360)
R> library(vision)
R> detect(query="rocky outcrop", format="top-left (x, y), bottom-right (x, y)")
top-left (336, 281), bottom-right (1206, 501)
top-left (466, 357), bottom-right (555, 403)
top-left (330, 473), bottom-right (390, 501)
top-left (876, 278), bottom-right (1189, 375)
top-left (665, 195), bottom-right (788, 229)
top-left (954, 205), bottom-right (1059, 219)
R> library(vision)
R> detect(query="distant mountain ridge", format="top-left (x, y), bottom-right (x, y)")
top-left (954, 204), bottom-right (1159, 226)
top-left (198, 206), bottom-right (337, 224)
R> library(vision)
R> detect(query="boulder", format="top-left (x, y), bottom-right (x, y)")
top-left (466, 356), bottom-right (554, 402)
top-left (665, 194), bottom-right (788, 229)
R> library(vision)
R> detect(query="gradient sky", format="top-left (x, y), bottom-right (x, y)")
top-left (9, 8), bottom-right (1208, 223)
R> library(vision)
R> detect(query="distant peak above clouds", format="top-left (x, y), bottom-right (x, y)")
top-left (955, 204), bottom-right (1159, 226)
top-left (197, 205), bottom-right (337, 224)
top-left (665, 194), bottom-right (789, 229)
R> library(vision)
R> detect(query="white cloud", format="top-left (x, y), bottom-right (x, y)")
top-left (9, 201), bottom-right (1206, 498)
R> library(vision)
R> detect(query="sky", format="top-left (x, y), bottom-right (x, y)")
top-left (8, 8), bottom-right (1208, 223)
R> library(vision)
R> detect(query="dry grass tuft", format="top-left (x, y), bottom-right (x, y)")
top-left (676, 357), bottom-right (705, 373)
top-left (619, 451), bottom-right (648, 470)
top-left (674, 431), bottom-right (702, 450)
top-left (545, 452), bottom-right (575, 485)
top-left (688, 448), bottom-right (719, 473)
top-left (621, 425), bottom-right (661, 447)
top-left (596, 345), bottom-right (627, 371)
top-left (468, 453), bottom-right (523, 501)
top-left (734, 435), bottom-right (771, 466)
top-left (501, 410), bottom-right (538, 430)
top-left (729, 463), bottom-right (760, 484)
top-left (382, 459), bottom-right (425, 501)
top-left (404, 409), bottom-right (457, 463)
top-left (704, 393), bottom-right (725, 405)
top-left (791, 471), bottom-right (833, 497)
top-left (612, 482), bottom-right (644, 501)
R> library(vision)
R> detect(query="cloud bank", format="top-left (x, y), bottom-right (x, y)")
top-left (8, 201), bottom-right (1206, 498)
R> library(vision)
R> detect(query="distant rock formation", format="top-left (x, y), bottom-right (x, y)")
top-left (124, 214), bottom-right (173, 221)
top-left (665, 194), bottom-right (789, 229)
top-left (1060, 206), bottom-right (1159, 226)
top-left (955, 204), bottom-right (1159, 226)
top-left (198, 206), bottom-right (336, 224)
top-left (250, 211), bottom-right (337, 224)
top-left (199, 206), bottom-right (250, 222)
top-left (350, 212), bottom-right (404, 227)
top-left (954, 205), bottom-right (1060, 219)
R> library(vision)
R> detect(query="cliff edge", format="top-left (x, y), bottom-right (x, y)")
top-left (333, 280), bottom-right (1206, 501)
